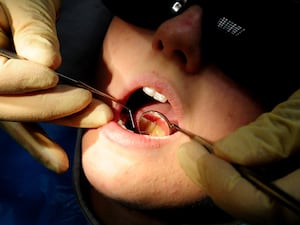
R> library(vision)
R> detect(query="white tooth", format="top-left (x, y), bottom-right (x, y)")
top-left (143, 87), bottom-right (168, 103)
top-left (153, 92), bottom-right (168, 103)
top-left (118, 119), bottom-right (134, 132)
top-left (143, 87), bottom-right (155, 97)
top-left (118, 119), bottom-right (125, 128)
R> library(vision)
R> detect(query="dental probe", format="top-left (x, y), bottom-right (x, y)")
top-left (139, 110), bottom-right (300, 216)
top-left (0, 48), bottom-right (135, 129)
top-left (54, 72), bottom-right (135, 129)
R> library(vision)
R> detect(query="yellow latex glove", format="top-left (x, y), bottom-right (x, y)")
top-left (0, 0), bottom-right (113, 173)
top-left (178, 89), bottom-right (300, 225)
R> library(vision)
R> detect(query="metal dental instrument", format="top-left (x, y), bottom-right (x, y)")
top-left (0, 48), bottom-right (135, 129)
top-left (138, 110), bottom-right (300, 215)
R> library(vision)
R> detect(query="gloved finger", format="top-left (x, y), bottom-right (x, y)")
top-left (1, 0), bottom-right (61, 68)
top-left (0, 85), bottom-right (92, 121)
top-left (0, 58), bottom-right (58, 93)
top-left (177, 141), bottom-right (300, 225)
top-left (0, 5), bottom-right (10, 48)
top-left (214, 89), bottom-right (300, 166)
top-left (0, 121), bottom-right (69, 173)
top-left (274, 169), bottom-right (300, 205)
top-left (50, 99), bottom-right (114, 128)
top-left (0, 28), bottom-right (10, 49)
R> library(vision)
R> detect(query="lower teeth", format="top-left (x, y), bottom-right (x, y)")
top-left (118, 120), bottom-right (127, 129)
top-left (138, 117), bottom-right (166, 136)
top-left (118, 118), bottom-right (166, 136)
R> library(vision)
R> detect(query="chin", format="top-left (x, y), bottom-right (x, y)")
top-left (81, 138), bottom-right (206, 209)
top-left (91, 182), bottom-right (206, 210)
top-left (82, 159), bottom-right (206, 209)
top-left (89, 184), bottom-right (235, 225)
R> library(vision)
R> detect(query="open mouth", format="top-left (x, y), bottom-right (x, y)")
top-left (118, 87), bottom-right (177, 137)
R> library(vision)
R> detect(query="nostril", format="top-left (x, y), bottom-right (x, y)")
top-left (153, 39), bottom-right (188, 67)
top-left (156, 40), bottom-right (164, 50)
top-left (174, 50), bottom-right (187, 65)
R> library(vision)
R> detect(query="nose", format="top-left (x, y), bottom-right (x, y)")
top-left (152, 5), bottom-right (203, 73)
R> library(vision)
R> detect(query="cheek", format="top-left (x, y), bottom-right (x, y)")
top-left (102, 19), bottom-right (153, 77)
top-left (192, 103), bottom-right (260, 140)
top-left (103, 27), bottom-right (135, 71)
top-left (103, 40), bottom-right (148, 77)
top-left (184, 74), bottom-right (263, 142)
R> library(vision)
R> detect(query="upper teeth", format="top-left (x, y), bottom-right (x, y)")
top-left (143, 87), bottom-right (168, 103)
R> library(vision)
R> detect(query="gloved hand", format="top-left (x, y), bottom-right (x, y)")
top-left (177, 89), bottom-right (300, 225)
top-left (0, 0), bottom-right (113, 173)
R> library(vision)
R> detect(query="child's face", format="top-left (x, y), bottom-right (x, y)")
top-left (82, 6), bottom-right (263, 209)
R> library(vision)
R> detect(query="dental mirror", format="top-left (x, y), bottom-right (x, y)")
top-left (138, 110), bottom-right (213, 152)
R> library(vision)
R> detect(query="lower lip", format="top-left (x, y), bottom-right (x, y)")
top-left (98, 121), bottom-right (178, 150)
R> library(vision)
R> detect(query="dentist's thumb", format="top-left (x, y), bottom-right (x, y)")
top-left (177, 140), bottom-right (300, 225)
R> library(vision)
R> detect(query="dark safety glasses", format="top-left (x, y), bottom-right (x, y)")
top-left (102, 0), bottom-right (300, 39)
top-left (101, 0), bottom-right (300, 68)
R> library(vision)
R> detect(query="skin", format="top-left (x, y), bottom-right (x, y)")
top-left (81, 5), bottom-right (264, 210)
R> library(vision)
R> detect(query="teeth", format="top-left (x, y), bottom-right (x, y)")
top-left (118, 119), bottom-right (126, 128)
top-left (118, 119), bottom-right (134, 132)
top-left (138, 116), bottom-right (167, 136)
top-left (143, 87), bottom-right (168, 103)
